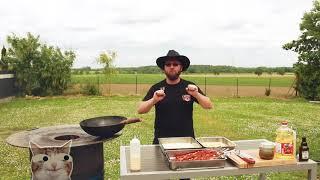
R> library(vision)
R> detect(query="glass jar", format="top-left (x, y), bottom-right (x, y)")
top-left (259, 142), bottom-right (275, 160)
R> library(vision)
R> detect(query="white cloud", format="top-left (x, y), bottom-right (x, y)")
top-left (0, 0), bottom-right (315, 68)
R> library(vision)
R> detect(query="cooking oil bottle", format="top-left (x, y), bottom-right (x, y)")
top-left (275, 121), bottom-right (296, 160)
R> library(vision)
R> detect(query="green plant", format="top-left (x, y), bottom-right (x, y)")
top-left (265, 88), bottom-right (271, 96)
top-left (5, 33), bottom-right (75, 96)
top-left (0, 46), bottom-right (8, 71)
top-left (97, 50), bottom-right (117, 95)
top-left (81, 84), bottom-right (101, 95)
top-left (283, 1), bottom-right (320, 100)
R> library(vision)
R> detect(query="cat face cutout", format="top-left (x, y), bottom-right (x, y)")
top-left (29, 140), bottom-right (73, 180)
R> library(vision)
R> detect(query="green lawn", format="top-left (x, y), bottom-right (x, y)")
top-left (71, 74), bottom-right (295, 87)
top-left (0, 96), bottom-right (319, 179)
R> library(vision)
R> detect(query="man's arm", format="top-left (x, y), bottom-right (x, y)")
top-left (137, 98), bottom-right (156, 114)
top-left (186, 84), bottom-right (213, 109)
top-left (193, 92), bottom-right (213, 109)
top-left (137, 89), bottom-right (165, 114)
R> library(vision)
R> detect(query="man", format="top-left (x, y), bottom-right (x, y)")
top-left (137, 50), bottom-right (213, 144)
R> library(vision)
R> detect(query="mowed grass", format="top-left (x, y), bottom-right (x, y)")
top-left (71, 74), bottom-right (295, 87)
top-left (0, 96), bottom-right (319, 179)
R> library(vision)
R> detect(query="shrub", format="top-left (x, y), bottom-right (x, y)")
top-left (5, 33), bottom-right (75, 96)
top-left (265, 88), bottom-right (271, 96)
top-left (81, 84), bottom-right (101, 95)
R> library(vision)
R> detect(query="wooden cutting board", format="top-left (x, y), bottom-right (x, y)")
top-left (227, 149), bottom-right (297, 168)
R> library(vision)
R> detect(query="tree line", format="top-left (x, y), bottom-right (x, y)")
top-left (72, 65), bottom-right (293, 75)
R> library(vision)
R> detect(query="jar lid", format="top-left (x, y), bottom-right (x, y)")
top-left (260, 142), bottom-right (275, 149)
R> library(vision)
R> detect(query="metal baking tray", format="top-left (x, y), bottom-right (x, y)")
top-left (196, 136), bottom-right (236, 150)
top-left (158, 137), bottom-right (203, 151)
top-left (164, 148), bottom-right (226, 170)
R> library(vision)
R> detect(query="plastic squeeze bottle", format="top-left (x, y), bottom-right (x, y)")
top-left (130, 136), bottom-right (141, 171)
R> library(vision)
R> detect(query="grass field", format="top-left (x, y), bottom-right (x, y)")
top-left (71, 74), bottom-right (295, 87)
top-left (0, 96), bottom-right (319, 179)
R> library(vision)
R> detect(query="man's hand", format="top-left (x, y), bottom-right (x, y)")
top-left (186, 84), bottom-right (199, 97)
top-left (153, 89), bottom-right (166, 103)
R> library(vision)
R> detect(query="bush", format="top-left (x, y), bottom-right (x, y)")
top-left (5, 33), bottom-right (75, 96)
top-left (81, 84), bottom-right (101, 95)
top-left (282, 1), bottom-right (320, 100)
top-left (265, 88), bottom-right (271, 96)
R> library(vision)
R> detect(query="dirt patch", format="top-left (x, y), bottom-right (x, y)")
top-left (69, 84), bottom-right (295, 98)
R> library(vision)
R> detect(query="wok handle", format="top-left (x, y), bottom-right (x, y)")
top-left (121, 118), bottom-right (142, 124)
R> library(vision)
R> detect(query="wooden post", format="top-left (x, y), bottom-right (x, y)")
top-left (135, 72), bottom-right (138, 95)
top-left (97, 75), bottom-right (100, 95)
top-left (204, 74), bottom-right (207, 95)
top-left (268, 78), bottom-right (271, 89)
top-left (236, 77), bottom-right (239, 97)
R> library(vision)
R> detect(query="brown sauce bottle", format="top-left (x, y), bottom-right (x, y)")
top-left (299, 137), bottom-right (309, 161)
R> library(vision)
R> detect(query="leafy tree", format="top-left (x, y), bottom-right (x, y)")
top-left (254, 67), bottom-right (263, 76)
top-left (275, 67), bottom-right (286, 75)
top-left (6, 33), bottom-right (75, 96)
top-left (97, 50), bottom-right (117, 94)
top-left (266, 69), bottom-right (273, 75)
top-left (0, 46), bottom-right (9, 71)
top-left (283, 1), bottom-right (320, 100)
top-left (97, 51), bottom-right (117, 74)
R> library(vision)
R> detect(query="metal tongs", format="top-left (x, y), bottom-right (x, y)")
top-left (221, 148), bottom-right (256, 165)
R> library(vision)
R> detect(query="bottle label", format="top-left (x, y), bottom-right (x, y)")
top-left (302, 151), bottom-right (309, 159)
top-left (281, 143), bottom-right (294, 155)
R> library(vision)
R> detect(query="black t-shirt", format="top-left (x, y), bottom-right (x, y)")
top-left (143, 79), bottom-right (204, 143)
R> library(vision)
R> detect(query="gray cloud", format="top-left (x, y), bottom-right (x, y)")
top-left (114, 16), bottom-right (166, 25)
top-left (0, 0), bottom-right (315, 68)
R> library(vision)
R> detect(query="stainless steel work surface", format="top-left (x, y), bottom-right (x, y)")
top-left (120, 139), bottom-right (318, 180)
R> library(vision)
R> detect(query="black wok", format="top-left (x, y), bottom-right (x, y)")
top-left (80, 116), bottom-right (141, 137)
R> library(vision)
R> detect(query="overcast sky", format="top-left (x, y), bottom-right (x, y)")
top-left (0, 0), bottom-right (315, 68)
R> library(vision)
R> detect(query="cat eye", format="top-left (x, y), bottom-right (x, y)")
top-left (64, 155), bottom-right (69, 160)
top-left (43, 156), bottom-right (48, 161)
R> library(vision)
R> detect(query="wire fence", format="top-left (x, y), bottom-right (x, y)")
top-left (68, 74), bottom-right (297, 98)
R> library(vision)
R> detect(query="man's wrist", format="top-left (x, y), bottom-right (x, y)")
top-left (193, 92), bottom-right (200, 99)
top-left (151, 97), bottom-right (158, 105)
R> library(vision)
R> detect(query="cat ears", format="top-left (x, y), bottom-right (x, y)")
top-left (29, 140), bottom-right (72, 155)
top-left (61, 140), bottom-right (72, 154)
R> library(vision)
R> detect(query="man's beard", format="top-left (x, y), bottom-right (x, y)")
top-left (165, 70), bottom-right (181, 81)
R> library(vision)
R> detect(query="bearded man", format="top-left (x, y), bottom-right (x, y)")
top-left (137, 50), bottom-right (213, 144)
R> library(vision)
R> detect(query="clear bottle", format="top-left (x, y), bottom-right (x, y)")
top-left (130, 136), bottom-right (141, 171)
top-left (275, 121), bottom-right (296, 160)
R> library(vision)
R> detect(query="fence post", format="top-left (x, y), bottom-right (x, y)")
top-left (236, 77), bottom-right (239, 97)
top-left (97, 75), bottom-right (100, 95)
top-left (204, 74), bottom-right (207, 95)
top-left (135, 72), bottom-right (138, 95)
top-left (268, 78), bottom-right (271, 89)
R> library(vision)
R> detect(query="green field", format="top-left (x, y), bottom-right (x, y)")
top-left (71, 74), bottom-right (295, 87)
top-left (0, 96), bottom-right (319, 179)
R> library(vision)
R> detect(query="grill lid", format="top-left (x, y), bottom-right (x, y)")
top-left (6, 124), bottom-right (121, 148)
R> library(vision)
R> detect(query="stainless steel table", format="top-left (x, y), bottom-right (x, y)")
top-left (120, 139), bottom-right (318, 180)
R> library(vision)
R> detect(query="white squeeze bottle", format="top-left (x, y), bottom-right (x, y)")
top-left (130, 136), bottom-right (141, 171)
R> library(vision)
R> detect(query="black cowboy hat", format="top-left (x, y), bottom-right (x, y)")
top-left (156, 50), bottom-right (190, 71)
